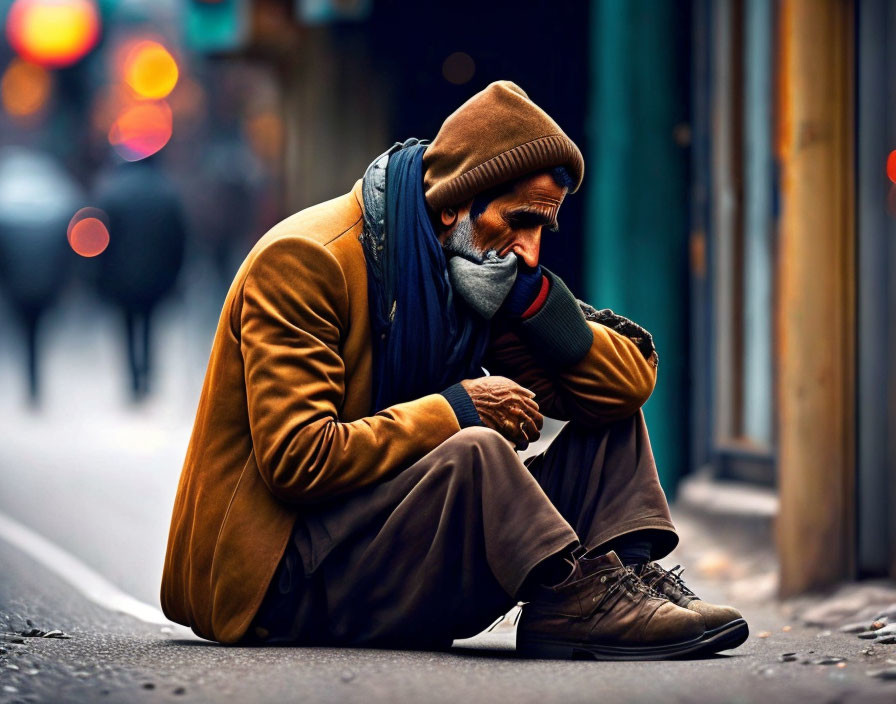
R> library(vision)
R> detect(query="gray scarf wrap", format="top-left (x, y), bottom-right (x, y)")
top-left (446, 249), bottom-right (518, 320)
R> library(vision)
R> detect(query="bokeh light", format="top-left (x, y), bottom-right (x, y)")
top-left (5, 0), bottom-right (101, 68)
top-left (887, 150), bottom-right (896, 185)
top-left (67, 207), bottom-right (109, 257)
top-left (442, 52), bottom-right (475, 85)
top-left (108, 101), bottom-right (173, 161)
top-left (123, 41), bottom-right (179, 100)
top-left (1, 58), bottom-right (52, 118)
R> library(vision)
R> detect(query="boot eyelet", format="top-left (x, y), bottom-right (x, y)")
top-left (600, 576), bottom-right (607, 583)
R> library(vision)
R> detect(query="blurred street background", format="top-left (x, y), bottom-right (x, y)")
top-left (1, 0), bottom-right (896, 702)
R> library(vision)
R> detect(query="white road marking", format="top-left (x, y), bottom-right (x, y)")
top-left (0, 510), bottom-right (196, 638)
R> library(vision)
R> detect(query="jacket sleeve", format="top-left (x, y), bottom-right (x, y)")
top-left (483, 270), bottom-right (658, 426)
top-left (239, 236), bottom-right (461, 504)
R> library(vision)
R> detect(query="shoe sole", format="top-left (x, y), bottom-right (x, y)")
top-left (691, 618), bottom-right (749, 655)
top-left (516, 632), bottom-right (709, 661)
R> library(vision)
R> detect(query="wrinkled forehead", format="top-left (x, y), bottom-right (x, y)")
top-left (503, 171), bottom-right (567, 214)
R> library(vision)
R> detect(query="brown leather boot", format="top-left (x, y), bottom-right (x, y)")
top-left (516, 550), bottom-right (707, 660)
top-left (638, 561), bottom-right (748, 653)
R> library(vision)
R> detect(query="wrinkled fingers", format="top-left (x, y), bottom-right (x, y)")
top-left (518, 416), bottom-right (541, 444)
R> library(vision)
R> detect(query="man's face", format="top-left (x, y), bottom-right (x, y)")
top-left (438, 171), bottom-right (567, 268)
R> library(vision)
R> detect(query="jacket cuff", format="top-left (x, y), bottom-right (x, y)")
top-left (519, 268), bottom-right (594, 368)
top-left (440, 382), bottom-right (483, 428)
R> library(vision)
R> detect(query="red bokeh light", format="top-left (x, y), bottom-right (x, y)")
top-left (887, 150), bottom-right (896, 184)
top-left (67, 206), bottom-right (109, 257)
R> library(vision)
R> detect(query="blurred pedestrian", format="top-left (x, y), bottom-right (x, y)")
top-left (93, 156), bottom-right (187, 400)
top-left (0, 148), bottom-right (81, 404)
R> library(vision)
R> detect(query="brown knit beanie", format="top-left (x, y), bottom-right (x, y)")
top-left (422, 80), bottom-right (584, 212)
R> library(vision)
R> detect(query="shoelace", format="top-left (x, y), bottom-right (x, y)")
top-left (628, 567), bottom-right (668, 600)
top-left (654, 564), bottom-right (696, 598)
top-left (593, 566), bottom-right (666, 612)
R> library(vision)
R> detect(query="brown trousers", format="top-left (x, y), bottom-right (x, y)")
top-left (244, 410), bottom-right (677, 648)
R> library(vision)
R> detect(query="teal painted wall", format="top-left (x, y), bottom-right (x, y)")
top-left (586, 0), bottom-right (692, 497)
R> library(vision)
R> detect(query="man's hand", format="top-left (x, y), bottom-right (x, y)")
top-left (459, 376), bottom-right (544, 451)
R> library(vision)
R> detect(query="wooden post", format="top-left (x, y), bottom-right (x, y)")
top-left (775, 0), bottom-right (856, 596)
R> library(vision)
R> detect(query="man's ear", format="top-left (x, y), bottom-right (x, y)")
top-left (441, 198), bottom-right (476, 227)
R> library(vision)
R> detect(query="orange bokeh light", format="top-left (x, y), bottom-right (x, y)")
top-left (67, 207), bottom-right (109, 257)
top-left (123, 41), bottom-right (179, 100)
top-left (108, 101), bottom-right (173, 161)
top-left (887, 150), bottom-right (896, 185)
top-left (5, 0), bottom-right (101, 68)
top-left (1, 58), bottom-right (52, 118)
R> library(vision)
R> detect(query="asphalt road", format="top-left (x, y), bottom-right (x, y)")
top-left (2, 294), bottom-right (896, 703)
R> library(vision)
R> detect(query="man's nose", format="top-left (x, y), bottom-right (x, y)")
top-left (510, 233), bottom-right (540, 268)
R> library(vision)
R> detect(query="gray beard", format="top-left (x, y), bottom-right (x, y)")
top-left (442, 212), bottom-right (486, 262)
top-left (443, 213), bottom-right (518, 319)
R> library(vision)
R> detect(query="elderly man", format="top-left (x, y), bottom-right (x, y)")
top-left (161, 81), bottom-right (747, 659)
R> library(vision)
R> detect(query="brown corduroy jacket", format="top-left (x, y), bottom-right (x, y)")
top-left (160, 178), bottom-right (658, 644)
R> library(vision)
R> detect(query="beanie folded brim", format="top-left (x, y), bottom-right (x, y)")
top-left (425, 134), bottom-right (583, 212)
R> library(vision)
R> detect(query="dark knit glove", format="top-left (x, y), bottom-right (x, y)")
top-left (500, 264), bottom-right (547, 317)
top-left (517, 268), bottom-right (594, 368)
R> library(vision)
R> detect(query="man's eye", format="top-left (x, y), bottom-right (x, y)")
top-left (509, 214), bottom-right (546, 229)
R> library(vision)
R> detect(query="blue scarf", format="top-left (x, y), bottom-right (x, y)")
top-left (362, 140), bottom-right (490, 413)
